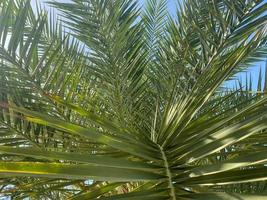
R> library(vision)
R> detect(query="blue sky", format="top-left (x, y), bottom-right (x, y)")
top-left (33, 0), bottom-right (266, 90)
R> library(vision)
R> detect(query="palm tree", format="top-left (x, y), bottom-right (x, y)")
top-left (0, 0), bottom-right (267, 199)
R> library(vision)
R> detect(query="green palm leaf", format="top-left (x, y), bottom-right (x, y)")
top-left (0, 0), bottom-right (267, 199)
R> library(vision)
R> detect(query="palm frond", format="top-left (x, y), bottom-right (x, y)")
top-left (0, 0), bottom-right (267, 199)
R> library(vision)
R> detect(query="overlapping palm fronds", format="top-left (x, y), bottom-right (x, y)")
top-left (0, 0), bottom-right (267, 199)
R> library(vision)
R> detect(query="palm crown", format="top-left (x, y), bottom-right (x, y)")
top-left (0, 0), bottom-right (267, 199)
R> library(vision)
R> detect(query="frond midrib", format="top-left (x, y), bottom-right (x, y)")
top-left (159, 145), bottom-right (176, 200)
